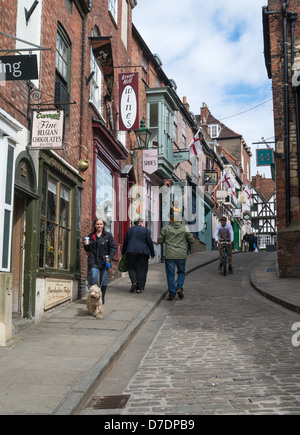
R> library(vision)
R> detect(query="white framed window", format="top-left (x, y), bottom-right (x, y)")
top-left (0, 140), bottom-right (16, 271)
top-left (182, 119), bottom-right (187, 149)
top-left (108, 0), bottom-right (118, 23)
top-left (90, 47), bottom-right (102, 116)
top-left (209, 124), bottom-right (220, 138)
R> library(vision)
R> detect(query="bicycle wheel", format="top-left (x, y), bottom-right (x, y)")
top-left (222, 249), bottom-right (227, 276)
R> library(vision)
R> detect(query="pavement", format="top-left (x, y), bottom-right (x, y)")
top-left (0, 249), bottom-right (300, 415)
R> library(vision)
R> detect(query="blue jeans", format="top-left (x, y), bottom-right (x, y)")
top-left (164, 259), bottom-right (186, 296)
top-left (91, 267), bottom-right (108, 286)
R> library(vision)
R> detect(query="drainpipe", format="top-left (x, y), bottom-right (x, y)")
top-left (290, 11), bottom-right (300, 198)
top-left (282, 0), bottom-right (291, 226)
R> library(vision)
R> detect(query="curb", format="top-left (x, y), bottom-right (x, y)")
top-left (53, 256), bottom-right (217, 415)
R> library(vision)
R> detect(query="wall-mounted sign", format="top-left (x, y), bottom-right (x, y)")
top-left (0, 55), bottom-right (38, 81)
top-left (216, 190), bottom-right (228, 199)
top-left (30, 109), bottom-right (65, 149)
top-left (45, 278), bottom-right (72, 310)
top-left (256, 148), bottom-right (274, 166)
top-left (118, 72), bottom-right (139, 130)
top-left (204, 170), bottom-right (218, 185)
top-left (243, 212), bottom-right (251, 220)
top-left (143, 148), bottom-right (158, 174)
top-left (173, 151), bottom-right (189, 164)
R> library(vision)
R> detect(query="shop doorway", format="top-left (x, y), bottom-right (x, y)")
top-left (11, 193), bottom-right (26, 317)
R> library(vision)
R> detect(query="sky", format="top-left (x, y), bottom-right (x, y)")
top-left (132, 0), bottom-right (274, 178)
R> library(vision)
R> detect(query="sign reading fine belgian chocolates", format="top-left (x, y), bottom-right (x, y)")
top-left (118, 72), bottom-right (139, 130)
top-left (30, 109), bottom-right (65, 149)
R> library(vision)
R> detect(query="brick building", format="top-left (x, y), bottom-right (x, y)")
top-left (263, 0), bottom-right (300, 277)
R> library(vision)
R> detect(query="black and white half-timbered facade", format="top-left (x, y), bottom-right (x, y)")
top-left (250, 186), bottom-right (277, 249)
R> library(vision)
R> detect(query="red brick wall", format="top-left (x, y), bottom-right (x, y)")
top-left (267, 0), bottom-right (300, 277)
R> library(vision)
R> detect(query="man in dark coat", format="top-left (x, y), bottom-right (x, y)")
top-left (122, 218), bottom-right (155, 293)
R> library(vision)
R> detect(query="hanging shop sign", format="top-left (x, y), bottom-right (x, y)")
top-left (256, 148), bottom-right (274, 166)
top-left (118, 72), bottom-right (139, 131)
top-left (173, 151), bottom-right (189, 164)
top-left (204, 170), bottom-right (218, 185)
top-left (143, 148), bottom-right (158, 174)
top-left (0, 54), bottom-right (38, 81)
top-left (30, 109), bottom-right (65, 149)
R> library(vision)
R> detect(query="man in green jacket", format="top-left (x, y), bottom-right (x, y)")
top-left (158, 221), bottom-right (194, 301)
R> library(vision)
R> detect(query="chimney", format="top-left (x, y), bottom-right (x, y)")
top-left (200, 102), bottom-right (209, 123)
top-left (183, 96), bottom-right (190, 112)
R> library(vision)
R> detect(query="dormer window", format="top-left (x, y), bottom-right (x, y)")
top-left (208, 124), bottom-right (220, 138)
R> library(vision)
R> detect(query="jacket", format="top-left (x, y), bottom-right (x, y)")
top-left (84, 230), bottom-right (117, 269)
top-left (157, 221), bottom-right (194, 259)
top-left (214, 223), bottom-right (234, 243)
top-left (122, 225), bottom-right (155, 258)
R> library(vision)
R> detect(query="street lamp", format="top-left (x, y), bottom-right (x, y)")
top-left (133, 118), bottom-right (152, 149)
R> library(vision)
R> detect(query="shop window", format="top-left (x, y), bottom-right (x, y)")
top-left (39, 171), bottom-right (71, 270)
top-left (96, 160), bottom-right (115, 235)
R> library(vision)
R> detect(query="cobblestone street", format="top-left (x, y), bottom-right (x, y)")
top-left (117, 254), bottom-right (300, 415)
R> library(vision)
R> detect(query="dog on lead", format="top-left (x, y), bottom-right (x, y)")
top-left (87, 284), bottom-right (103, 319)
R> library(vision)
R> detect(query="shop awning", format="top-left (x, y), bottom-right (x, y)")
top-left (89, 36), bottom-right (114, 96)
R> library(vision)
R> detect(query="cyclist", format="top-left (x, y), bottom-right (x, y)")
top-left (214, 216), bottom-right (234, 273)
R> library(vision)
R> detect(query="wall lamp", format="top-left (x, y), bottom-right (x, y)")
top-left (132, 118), bottom-right (152, 150)
top-left (65, 142), bottom-right (89, 172)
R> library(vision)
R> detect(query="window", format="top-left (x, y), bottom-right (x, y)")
top-left (121, 0), bottom-right (128, 48)
top-left (108, 0), bottom-right (118, 23)
top-left (39, 171), bottom-right (71, 270)
top-left (1, 142), bottom-right (15, 271)
top-left (209, 125), bottom-right (220, 138)
top-left (96, 160), bottom-right (115, 235)
top-left (149, 102), bottom-right (158, 148)
top-left (173, 111), bottom-right (178, 145)
top-left (90, 48), bottom-right (102, 115)
top-left (142, 54), bottom-right (148, 83)
top-left (182, 119), bottom-right (187, 149)
top-left (55, 24), bottom-right (71, 116)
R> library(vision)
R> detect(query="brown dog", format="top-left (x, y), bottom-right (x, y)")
top-left (87, 285), bottom-right (103, 319)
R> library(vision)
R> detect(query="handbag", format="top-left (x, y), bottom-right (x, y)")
top-left (118, 254), bottom-right (128, 272)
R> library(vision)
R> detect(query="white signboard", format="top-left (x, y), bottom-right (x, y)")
top-left (216, 190), bottom-right (228, 199)
top-left (45, 278), bottom-right (72, 310)
top-left (30, 109), bottom-right (65, 149)
top-left (143, 149), bottom-right (158, 174)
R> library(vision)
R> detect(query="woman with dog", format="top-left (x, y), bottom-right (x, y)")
top-left (83, 218), bottom-right (117, 304)
top-left (122, 218), bottom-right (155, 293)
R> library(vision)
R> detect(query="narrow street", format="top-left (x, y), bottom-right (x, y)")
top-left (80, 253), bottom-right (300, 415)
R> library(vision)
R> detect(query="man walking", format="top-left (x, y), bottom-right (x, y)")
top-left (158, 220), bottom-right (194, 301)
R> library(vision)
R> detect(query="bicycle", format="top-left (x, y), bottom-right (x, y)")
top-left (220, 242), bottom-right (230, 276)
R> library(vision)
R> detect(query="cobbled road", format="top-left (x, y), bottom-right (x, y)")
top-left (83, 253), bottom-right (300, 415)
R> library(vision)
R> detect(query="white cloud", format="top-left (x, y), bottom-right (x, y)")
top-left (133, 0), bottom-right (274, 177)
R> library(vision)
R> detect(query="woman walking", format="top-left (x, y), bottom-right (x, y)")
top-left (84, 218), bottom-right (117, 303)
top-left (122, 218), bottom-right (155, 293)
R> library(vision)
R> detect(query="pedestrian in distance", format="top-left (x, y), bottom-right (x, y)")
top-left (158, 219), bottom-right (194, 301)
top-left (248, 233), bottom-right (255, 252)
top-left (83, 218), bottom-right (117, 304)
top-left (122, 218), bottom-right (155, 293)
top-left (243, 232), bottom-right (250, 252)
top-left (214, 216), bottom-right (234, 273)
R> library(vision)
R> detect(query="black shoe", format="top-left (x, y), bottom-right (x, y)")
top-left (130, 283), bottom-right (137, 293)
top-left (218, 264), bottom-right (222, 271)
top-left (228, 266), bottom-right (233, 273)
top-left (177, 287), bottom-right (184, 299)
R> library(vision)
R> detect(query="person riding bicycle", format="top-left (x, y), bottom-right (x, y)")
top-left (214, 216), bottom-right (234, 273)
